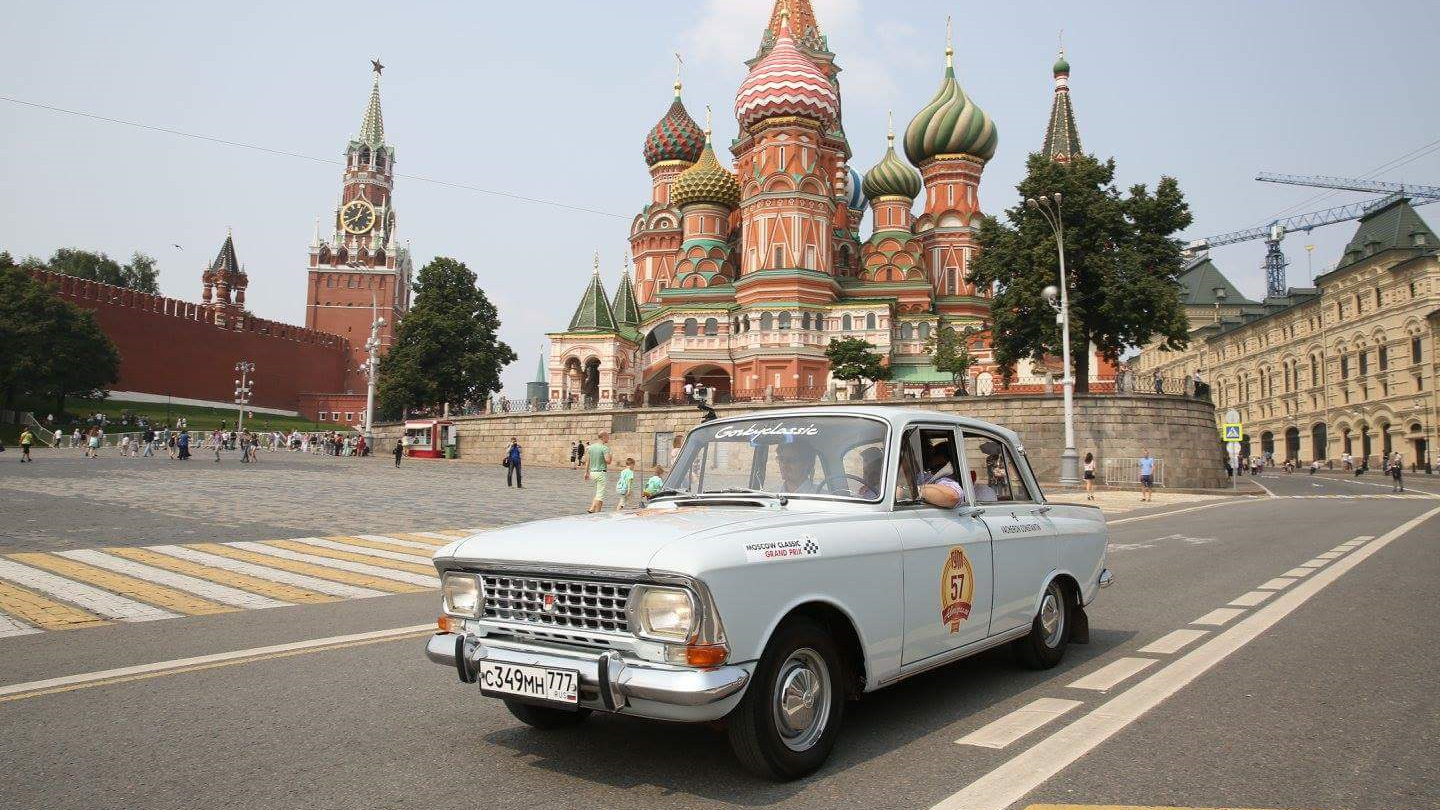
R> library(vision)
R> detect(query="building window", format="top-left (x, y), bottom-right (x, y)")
top-left (842, 314), bottom-right (852, 331)
top-left (1375, 286), bottom-right (1382, 308)
top-left (703, 317), bottom-right (717, 336)
top-left (331, 412), bottom-right (340, 421)
top-left (778, 312), bottom-right (792, 330)
top-left (947, 268), bottom-right (957, 295)
top-left (1417, 374), bottom-right (1425, 392)
top-left (1414, 336), bottom-right (1423, 363)
top-left (865, 313), bottom-right (877, 330)
top-left (344, 412), bottom-right (353, 422)
top-left (773, 246), bottom-right (785, 267)
top-left (1354, 293), bottom-right (1362, 313)
top-left (805, 246), bottom-right (817, 270)
top-left (1340, 355), bottom-right (1349, 379)
top-left (742, 314), bottom-right (751, 331)
top-left (683, 318), bottom-right (698, 337)
top-left (1409, 281), bottom-right (1417, 298)
top-left (900, 323), bottom-right (914, 340)
top-left (761, 312), bottom-right (774, 331)
top-left (919, 322), bottom-right (931, 340)
top-left (318, 412), bottom-right (326, 421)
top-left (1359, 351), bottom-right (1368, 375)
top-left (1379, 345), bottom-right (1388, 371)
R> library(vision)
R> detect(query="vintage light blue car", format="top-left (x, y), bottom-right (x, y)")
top-left (426, 407), bottom-right (1112, 779)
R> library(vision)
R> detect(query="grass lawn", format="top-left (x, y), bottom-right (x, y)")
top-left (8, 395), bottom-right (326, 436)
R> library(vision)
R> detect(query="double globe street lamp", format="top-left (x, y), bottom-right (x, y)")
top-left (1027, 192), bottom-right (1080, 487)
top-left (234, 361), bottom-right (255, 434)
top-left (360, 313), bottom-right (386, 445)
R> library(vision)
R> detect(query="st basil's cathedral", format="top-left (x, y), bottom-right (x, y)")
top-left (547, 0), bottom-right (1099, 405)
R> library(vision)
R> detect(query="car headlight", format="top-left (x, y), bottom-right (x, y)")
top-left (441, 572), bottom-right (482, 619)
top-left (627, 585), bottom-right (696, 643)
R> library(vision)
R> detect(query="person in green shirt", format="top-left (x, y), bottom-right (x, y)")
top-left (584, 431), bottom-right (612, 513)
top-left (642, 465), bottom-right (666, 507)
top-left (614, 457), bottom-right (636, 512)
top-left (19, 429), bottom-right (34, 463)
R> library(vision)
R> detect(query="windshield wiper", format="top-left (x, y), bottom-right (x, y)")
top-left (712, 487), bottom-right (789, 505)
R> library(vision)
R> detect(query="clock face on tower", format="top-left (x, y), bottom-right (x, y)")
top-left (341, 199), bottom-right (376, 234)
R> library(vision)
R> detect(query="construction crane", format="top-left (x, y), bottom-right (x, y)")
top-left (1256, 172), bottom-right (1440, 201)
top-left (1189, 191), bottom-right (1436, 299)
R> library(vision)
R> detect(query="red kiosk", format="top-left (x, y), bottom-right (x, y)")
top-left (403, 419), bottom-right (455, 459)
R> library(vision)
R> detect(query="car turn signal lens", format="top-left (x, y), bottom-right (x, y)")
top-left (685, 644), bottom-right (728, 668)
top-left (437, 615), bottom-right (464, 634)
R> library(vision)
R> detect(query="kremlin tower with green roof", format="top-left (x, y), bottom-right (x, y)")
top-left (545, 1), bottom-right (1106, 406)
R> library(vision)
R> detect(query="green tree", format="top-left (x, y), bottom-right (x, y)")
top-left (969, 152), bottom-right (1192, 392)
top-left (44, 248), bottom-right (161, 294)
top-left (377, 256), bottom-right (516, 414)
top-left (825, 337), bottom-right (891, 399)
top-left (927, 323), bottom-right (976, 392)
top-left (0, 265), bottom-right (120, 413)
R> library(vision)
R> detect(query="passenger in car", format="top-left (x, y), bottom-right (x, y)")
top-left (970, 470), bottom-right (998, 503)
top-left (897, 445), bottom-right (963, 509)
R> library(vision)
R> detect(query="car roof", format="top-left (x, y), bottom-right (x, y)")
top-left (705, 405), bottom-right (1024, 449)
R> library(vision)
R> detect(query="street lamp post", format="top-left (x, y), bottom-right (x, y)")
top-left (1028, 193), bottom-right (1080, 487)
top-left (361, 312), bottom-right (386, 444)
top-left (234, 361), bottom-right (255, 434)
top-left (1416, 397), bottom-right (1431, 473)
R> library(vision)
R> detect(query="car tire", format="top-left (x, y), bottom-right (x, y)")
top-left (727, 617), bottom-right (845, 781)
top-left (1014, 579), bottom-right (1069, 670)
top-left (503, 699), bottom-right (592, 729)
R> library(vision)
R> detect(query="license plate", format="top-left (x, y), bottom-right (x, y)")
top-left (478, 661), bottom-right (580, 705)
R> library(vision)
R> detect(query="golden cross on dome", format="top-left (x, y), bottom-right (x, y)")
top-left (704, 104), bottom-right (713, 136)
top-left (674, 52), bottom-right (684, 96)
top-left (887, 109), bottom-right (894, 143)
top-left (370, 58), bottom-right (384, 75)
top-left (592, 251), bottom-right (600, 275)
top-left (945, 16), bottom-right (954, 66)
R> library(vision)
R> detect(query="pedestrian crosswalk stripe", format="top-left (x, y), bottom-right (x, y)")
top-left (383, 532), bottom-right (455, 547)
top-left (8, 553), bottom-right (234, 617)
top-left (0, 558), bottom-right (177, 622)
top-left (152, 545), bottom-right (386, 599)
top-left (413, 531), bottom-right (467, 542)
top-left (191, 544), bottom-right (421, 594)
top-left (343, 534), bottom-right (442, 554)
top-left (433, 529), bottom-right (477, 538)
top-left (57, 550), bottom-right (292, 611)
top-left (0, 608), bottom-right (43, 638)
top-left (0, 578), bottom-right (109, 631)
top-left (108, 547), bottom-right (339, 605)
top-left (234, 542), bottom-right (439, 588)
top-left (310, 536), bottom-right (434, 561)
top-left (261, 539), bottom-right (438, 577)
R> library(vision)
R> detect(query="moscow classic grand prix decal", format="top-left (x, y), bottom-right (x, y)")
top-left (940, 546), bottom-right (975, 633)
top-left (744, 533), bottom-right (822, 562)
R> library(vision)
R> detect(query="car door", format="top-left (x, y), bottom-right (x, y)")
top-left (961, 429), bottom-right (1057, 635)
top-left (895, 425), bottom-right (994, 666)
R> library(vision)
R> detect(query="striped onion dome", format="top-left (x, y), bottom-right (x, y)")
top-left (643, 88), bottom-right (705, 166)
top-left (670, 136), bottom-right (741, 209)
top-left (862, 133), bottom-right (921, 200)
top-left (734, 18), bottom-right (838, 131)
top-left (903, 49), bottom-right (998, 164)
top-left (844, 167), bottom-right (868, 212)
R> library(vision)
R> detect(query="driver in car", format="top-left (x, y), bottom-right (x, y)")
top-left (776, 440), bottom-right (823, 494)
top-left (896, 444), bottom-right (964, 509)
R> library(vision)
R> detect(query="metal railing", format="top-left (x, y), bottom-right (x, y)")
top-left (1103, 457), bottom-right (1166, 487)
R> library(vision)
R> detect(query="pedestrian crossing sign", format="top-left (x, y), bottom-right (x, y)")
top-left (1222, 423), bottom-right (1242, 441)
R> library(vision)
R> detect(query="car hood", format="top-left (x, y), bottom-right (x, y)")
top-left (438, 504), bottom-right (785, 572)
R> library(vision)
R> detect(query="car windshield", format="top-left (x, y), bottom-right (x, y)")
top-left (664, 416), bottom-right (888, 502)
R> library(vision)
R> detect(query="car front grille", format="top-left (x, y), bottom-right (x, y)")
top-left (481, 574), bottom-right (633, 635)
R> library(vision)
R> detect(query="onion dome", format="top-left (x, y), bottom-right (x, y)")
top-left (734, 12), bottom-right (839, 131)
top-left (671, 131), bottom-right (742, 209)
top-left (844, 167), bottom-right (868, 212)
top-left (1053, 51), bottom-right (1070, 77)
top-left (863, 117), bottom-right (922, 200)
top-left (903, 33), bottom-right (998, 164)
top-left (643, 81), bottom-right (705, 166)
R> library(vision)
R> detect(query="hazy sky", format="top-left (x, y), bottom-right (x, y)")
top-left (3, 0), bottom-right (1438, 396)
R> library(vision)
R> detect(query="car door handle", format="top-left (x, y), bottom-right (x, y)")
top-left (1036, 506), bottom-right (1052, 515)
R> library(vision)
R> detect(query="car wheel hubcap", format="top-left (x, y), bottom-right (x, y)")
top-left (773, 648), bottom-right (831, 751)
top-left (1040, 586), bottom-right (1064, 647)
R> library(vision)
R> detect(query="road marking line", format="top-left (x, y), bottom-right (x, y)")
top-left (930, 505), bottom-right (1440, 810)
top-left (1020, 805), bottom-right (1297, 809)
top-left (0, 558), bottom-right (179, 622)
top-left (1314, 550), bottom-right (1344, 560)
top-left (431, 529), bottom-right (475, 538)
top-left (108, 547), bottom-right (337, 605)
top-left (1136, 629), bottom-right (1207, 655)
top-left (956, 698), bottom-right (1084, 749)
top-left (1106, 500), bottom-right (1247, 526)
top-left (409, 531), bottom-right (465, 543)
top-left (347, 534), bottom-right (444, 552)
top-left (146, 545), bottom-right (384, 600)
top-left (1257, 577), bottom-right (1297, 590)
top-left (232, 542), bottom-right (439, 587)
top-left (290, 537), bottom-right (433, 564)
top-left (384, 531), bottom-right (457, 546)
top-left (56, 550), bottom-right (291, 611)
top-left (0, 578), bottom-right (110, 630)
top-left (1281, 567), bottom-right (1313, 578)
top-left (1228, 590), bottom-right (1273, 608)
top-left (0, 624), bottom-right (434, 702)
top-left (1067, 657), bottom-right (1157, 691)
top-left (1192, 607), bottom-right (1246, 626)
top-left (1299, 560), bottom-right (1327, 568)
top-left (0, 608), bottom-right (43, 638)
top-left (188, 544), bottom-right (418, 594)
top-left (258, 539), bottom-right (438, 578)
top-left (9, 553), bottom-right (233, 617)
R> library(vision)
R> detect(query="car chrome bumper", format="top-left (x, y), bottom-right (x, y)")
top-left (1098, 568), bottom-right (1114, 588)
top-left (425, 633), bottom-right (752, 722)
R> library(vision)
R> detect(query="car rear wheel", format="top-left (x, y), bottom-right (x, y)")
top-left (1014, 579), bottom-right (1069, 669)
top-left (503, 699), bottom-right (592, 729)
top-left (727, 617), bottom-right (845, 780)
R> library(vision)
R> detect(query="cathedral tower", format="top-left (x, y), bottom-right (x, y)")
top-left (1042, 48), bottom-right (1081, 163)
top-left (306, 61), bottom-right (413, 390)
top-left (631, 67), bottom-right (705, 305)
top-left (201, 229), bottom-right (249, 330)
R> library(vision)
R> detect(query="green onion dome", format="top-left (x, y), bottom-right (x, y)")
top-left (903, 48), bottom-right (998, 164)
top-left (1053, 51), bottom-right (1070, 76)
top-left (644, 86), bottom-right (705, 167)
top-left (670, 136), bottom-right (741, 209)
top-left (862, 131), bottom-right (922, 200)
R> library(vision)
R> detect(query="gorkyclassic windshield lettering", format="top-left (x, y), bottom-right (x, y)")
top-left (426, 406), bottom-right (1112, 780)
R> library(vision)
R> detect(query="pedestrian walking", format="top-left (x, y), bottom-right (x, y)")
top-left (142, 427), bottom-right (156, 457)
top-left (643, 465), bottom-right (666, 507)
top-left (505, 437), bottom-right (523, 488)
top-left (85, 427), bottom-right (100, 459)
top-left (1390, 451), bottom-right (1404, 492)
top-left (393, 438), bottom-right (404, 468)
top-left (1082, 452), bottom-right (1096, 500)
top-left (584, 431), bottom-right (612, 513)
top-left (177, 430), bottom-right (191, 460)
top-left (1138, 450), bottom-right (1155, 502)
top-left (615, 457), bottom-right (636, 511)
top-left (1152, 370), bottom-right (1163, 395)
top-left (19, 428), bottom-right (34, 463)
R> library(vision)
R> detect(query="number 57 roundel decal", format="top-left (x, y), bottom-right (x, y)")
top-left (940, 546), bottom-right (975, 633)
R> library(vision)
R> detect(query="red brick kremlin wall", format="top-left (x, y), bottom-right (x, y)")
top-left (31, 270), bottom-right (353, 413)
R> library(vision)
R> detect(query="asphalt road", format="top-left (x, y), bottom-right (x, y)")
top-left (1, 472), bottom-right (1436, 810)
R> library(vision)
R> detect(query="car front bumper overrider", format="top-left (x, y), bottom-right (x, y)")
top-left (426, 632), bottom-right (752, 722)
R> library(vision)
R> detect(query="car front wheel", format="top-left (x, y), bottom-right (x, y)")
top-left (1014, 579), bottom-right (1069, 669)
top-left (727, 617), bottom-right (845, 780)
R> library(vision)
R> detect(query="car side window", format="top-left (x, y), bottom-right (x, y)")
top-left (962, 431), bottom-right (1033, 503)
